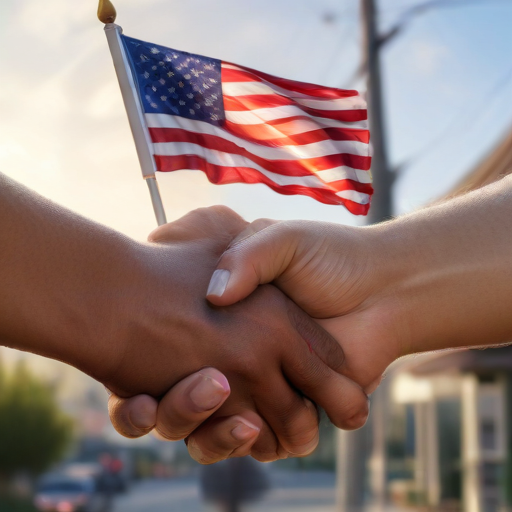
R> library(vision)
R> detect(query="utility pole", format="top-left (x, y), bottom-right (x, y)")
top-left (336, 1), bottom-right (393, 510)
top-left (362, 0), bottom-right (393, 508)
top-left (363, 0), bottom-right (393, 225)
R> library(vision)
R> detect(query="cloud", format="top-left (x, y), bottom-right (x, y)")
top-left (408, 40), bottom-right (449, 77)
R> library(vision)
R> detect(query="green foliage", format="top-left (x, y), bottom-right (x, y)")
top-left (0, 360), bottom-right (73, 478)
top-left (0, 495), bottom-right (38, 511)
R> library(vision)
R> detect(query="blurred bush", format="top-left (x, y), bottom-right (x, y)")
top-left (0, 359), bottom-right (73, 486)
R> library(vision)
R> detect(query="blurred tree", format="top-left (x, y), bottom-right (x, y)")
top-left (0, 359), bottom-right (73, 483)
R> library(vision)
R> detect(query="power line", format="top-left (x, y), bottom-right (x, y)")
top-left (379, 0), bottom-right (512, 46)
top-left (396, 64), bottom-right (512, 174)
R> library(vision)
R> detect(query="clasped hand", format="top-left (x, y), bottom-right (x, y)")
top-left (107, 207), bottom-right (371, 464)
top-left (108, 207), bottom-right (401, 464)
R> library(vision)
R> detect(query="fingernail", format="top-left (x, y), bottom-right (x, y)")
top-left (187, 437), bottom-right (207, 464)
top-left (231, 419), bottom-right (260, 442)
top-left (189, 374), bottom-right (229, 412)
top-left (292, 435), bottom-right (319, 457)
top-left (129, 404), bottom-right (155, 430)
top-left (207, 269), bottom-right (231, 297)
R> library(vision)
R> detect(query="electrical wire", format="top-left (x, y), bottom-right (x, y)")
top-left (396, 64), bottom-right (512, 173)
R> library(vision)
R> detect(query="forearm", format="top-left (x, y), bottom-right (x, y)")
top-left (376, 174), bottom-right (512, 355)
top-left (0, 173), bottom-right (142, 381)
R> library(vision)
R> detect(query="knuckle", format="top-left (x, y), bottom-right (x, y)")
top-left (208, 204), bottom-right (239, 218)
top-left (288, 306), bottom-right (345, 373)
top-left (276, 412), bottom-right (319, 451)
top-left (336, 398), bottom-right (370, 431)
top-left (155, 425), bottom-right (188, 442)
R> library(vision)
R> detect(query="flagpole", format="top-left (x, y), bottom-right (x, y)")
top-left (98, 0), bottom-right (167, 226)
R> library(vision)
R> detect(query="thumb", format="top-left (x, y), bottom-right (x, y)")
top-left (206, 220), bottom-right (298, 306)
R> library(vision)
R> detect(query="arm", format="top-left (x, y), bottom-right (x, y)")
top-left (206, 174), bottom-right (512, 390)
top-left (0, 172), bottom-right (137, 381)
top-left (115, 174), bottom-right (512, 462)
top-left (0, 172), bottom-right (368, 462)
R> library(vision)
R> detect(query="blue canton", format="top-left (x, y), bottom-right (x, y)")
top-left (121, 35), bottom-right (224, 126)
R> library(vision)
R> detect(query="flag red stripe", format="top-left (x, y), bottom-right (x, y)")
top-left (221, 119), bottom-right (369, 144)
top-left (223, 93), bottom-right (294, 111)
top-left (222, 64), bottom-right (360, 100)
top-left (224, 104), bottom-right (367, 124)
top-left (151, 124), bottom-right (369, 147)
top-left (299, 106), bottom-right (367, 122)
top-left (149, 128), bottom-right (372, 175)
top-left (153, 154), bottom-right (370, 215)
top-left (223, 94), bottom-right (367, 124)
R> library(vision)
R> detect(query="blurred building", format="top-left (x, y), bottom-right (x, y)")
top-left (378, 125), bottom-right (512, 512)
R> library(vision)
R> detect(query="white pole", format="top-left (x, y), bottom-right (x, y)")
top-left (102, 21), bottom-right (167, 226)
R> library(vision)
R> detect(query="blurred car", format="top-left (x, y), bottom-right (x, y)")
top-left (34, 474), bottom-right (111, 512)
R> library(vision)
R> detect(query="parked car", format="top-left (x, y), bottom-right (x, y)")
top-left (34, 473), bottom-right (111, 512)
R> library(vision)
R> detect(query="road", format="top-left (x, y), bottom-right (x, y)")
top-left (112, 470), bottom-right (338, 512)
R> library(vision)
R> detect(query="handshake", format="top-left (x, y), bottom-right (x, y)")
top-left (2, 172), bottom-right (512, 465)
top-left (105, 206), bottom-right (387, 464)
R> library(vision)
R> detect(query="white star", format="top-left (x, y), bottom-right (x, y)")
top-left (189, 109), bottom-right (195, 115)
top-left (168, 87), bottom-right (176, 93)
top-left (184, 74), bottom-right (191, 80)
top-left (179, 100), bottom-right (185, 106)
top-left (159, 79), bottom-right (166, 85)
top-left (143, 71), bottom-right (150, 79)
top-left (150, 47), bottom-right (160, 54)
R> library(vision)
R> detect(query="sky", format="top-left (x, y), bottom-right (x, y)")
top-left (1, 0), bottom-right (511, 242)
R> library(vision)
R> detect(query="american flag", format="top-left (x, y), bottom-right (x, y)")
top-left (121, 35), bottom-right (373, 215)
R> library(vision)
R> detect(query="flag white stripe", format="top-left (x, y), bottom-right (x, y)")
top-left (146, 113), bottom-right (371, 160)
top-left (149, 108), bottom-right (368, 137)
top-left (227, 116), bottom-right (369, 137)
top-left (224, 105), bottom-right (366, 129)
top-left (154, 141), bottom-right (372, 204)
top-left (222, 82), bottom-right (366, 111)
top-left (221, 63), bottom-right (317, 100)
top-left (223, 81), bottom-right (282, 97)
top-left (316, 166), bottom-right (372, 184)
top-left (295, 96), bottom-right (367, 111)
top-left (155, 141), bottom-right (329, 189)
top-left (336, 189), bottom-right (371, 205)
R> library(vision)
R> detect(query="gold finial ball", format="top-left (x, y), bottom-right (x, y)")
top-left (98, 0), bottom-right (117, 24)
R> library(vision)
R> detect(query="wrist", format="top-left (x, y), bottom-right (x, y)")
top-left (372, 178), bottom-right (512, 356)
top-left (68, 237), bottom-right (149, 385)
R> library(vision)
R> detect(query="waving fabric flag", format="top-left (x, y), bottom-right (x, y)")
top-left (120, 35), bottom-right (373, 215)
